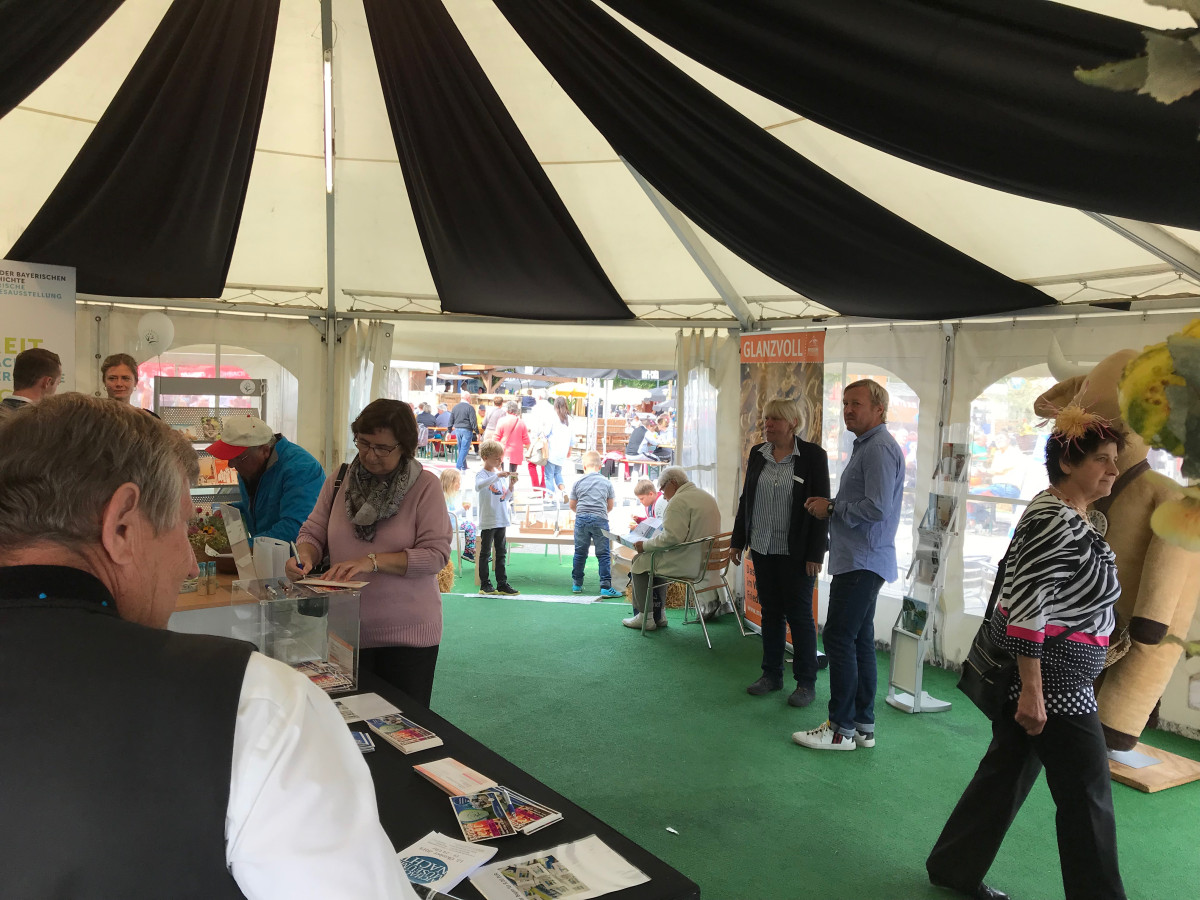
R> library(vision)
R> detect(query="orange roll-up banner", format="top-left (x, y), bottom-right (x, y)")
top-left (738, 331), bottom-right (824, 636)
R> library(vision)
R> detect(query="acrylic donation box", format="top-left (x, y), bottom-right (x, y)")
top-left (173, 578), bottom-right (360, 694)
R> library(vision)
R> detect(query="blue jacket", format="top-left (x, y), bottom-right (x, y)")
top-left (232, 435), bottom-right (325, 543)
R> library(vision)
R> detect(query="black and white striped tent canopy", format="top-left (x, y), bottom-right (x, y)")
top-left (4, 0), bottom-right (1200, 328)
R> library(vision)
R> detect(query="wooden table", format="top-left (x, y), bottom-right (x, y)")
top-left (176, 572), bottom-right (238, 612)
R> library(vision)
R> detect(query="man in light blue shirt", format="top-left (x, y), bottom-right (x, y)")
top-left (796, 379), bottom-right (904, 751)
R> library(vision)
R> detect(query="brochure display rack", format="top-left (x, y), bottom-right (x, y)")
top-left (154, 376), bottom-right (268, 512)
top-left (886, 433), bottom-right (968, 714)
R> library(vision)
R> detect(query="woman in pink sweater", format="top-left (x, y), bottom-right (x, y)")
top-left (289, 400), bottom-right (451, 706)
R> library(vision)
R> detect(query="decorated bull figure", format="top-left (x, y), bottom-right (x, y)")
top-left (1036, 340), bottom-right (1200, 751)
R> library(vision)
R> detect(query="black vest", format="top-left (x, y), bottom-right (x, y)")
top-left (0, 566), bottom-right (253, 899)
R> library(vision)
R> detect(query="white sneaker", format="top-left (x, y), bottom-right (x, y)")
top-left (622, 612), bottom-right (656, 631)
top-left (791, 720), bottom-right (857, 751)
top-left (854, 730), bottom-right (876, 748)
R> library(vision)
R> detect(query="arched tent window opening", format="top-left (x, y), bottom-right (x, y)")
top-left (821, 362), bottom-right (919, 598)
top-left (138, 344), bottom-right (300, 442)
top-left (960, 363), bottom-right (1186, 612)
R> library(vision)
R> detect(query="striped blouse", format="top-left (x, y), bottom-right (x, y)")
top-left (989, 490), bottom-right (1120, 716)
top-left (748, 442), bottom-right (795, 555)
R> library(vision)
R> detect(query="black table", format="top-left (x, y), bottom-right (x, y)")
top-left (349, 672), bottom-right (700, 900)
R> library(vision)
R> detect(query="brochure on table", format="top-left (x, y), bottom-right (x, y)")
top-left (397, 831), bottom-right (497, 894)
top-left (470, 834), bottom-right (649, 900)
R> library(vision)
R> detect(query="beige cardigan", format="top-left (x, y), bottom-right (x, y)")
top-left (632, 482), bottom-right (723, 584)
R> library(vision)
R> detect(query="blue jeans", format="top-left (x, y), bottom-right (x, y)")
top-left (543, 461), bottom-right (563, 491)
top-left (752, 552), bottom-right (817, 687)
top-left (572, 515), bottom-right (611, 588)
top-left (454, 427), bottom-right (473, 469)
top-left (824, 569), bottom-right (885, 735)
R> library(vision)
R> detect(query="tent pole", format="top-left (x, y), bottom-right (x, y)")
top-left (321, 0), bottom-right (337, 471)
top-left (1082, 213), bottom-right (1200, 282)
top-left (621, 158), bottom-right (758, 331)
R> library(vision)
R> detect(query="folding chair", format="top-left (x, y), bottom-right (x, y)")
top-left (643, 531), bottom-right (747, 648)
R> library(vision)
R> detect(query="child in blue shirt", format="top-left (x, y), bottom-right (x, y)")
top-left (570, 450), bottom-right (621, 597)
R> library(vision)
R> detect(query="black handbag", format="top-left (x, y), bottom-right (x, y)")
top-left (958, 616), bottom-right (1017, 721)
top-left (957, 542), bottom-right (1077, 720)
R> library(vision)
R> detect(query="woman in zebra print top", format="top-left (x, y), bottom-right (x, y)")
top-left (928, 417), bottom-right (1127, 900)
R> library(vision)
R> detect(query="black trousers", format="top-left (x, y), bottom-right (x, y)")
top-left (927, 705), bottom-right (1125, 900)
top-left (752, 552), bottom-right (817, 687)
top-left (478, 526), bottom-right (508, 590)
top-left (358, 644), bottom-right (440, 708)
top-left (630, 572), bottom-right (668, 616)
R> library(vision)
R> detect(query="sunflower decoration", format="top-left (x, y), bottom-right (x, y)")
top-left (1118, 317), bottom-right (1200, 550)
top-left (1117, 319), bottom-right (1200, 461)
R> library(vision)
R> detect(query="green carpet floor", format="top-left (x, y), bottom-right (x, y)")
top-left (432, 553), bottom-right (1200, 899)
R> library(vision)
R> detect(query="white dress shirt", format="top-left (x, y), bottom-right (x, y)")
top-left (226, 653), bottom-right (418, 900)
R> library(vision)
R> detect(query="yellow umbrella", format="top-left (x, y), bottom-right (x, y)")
top-left (551, 382), bottom-right (590, 397)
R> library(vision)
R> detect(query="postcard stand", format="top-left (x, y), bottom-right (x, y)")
top-left (886, 428), bottom-right (969, 714)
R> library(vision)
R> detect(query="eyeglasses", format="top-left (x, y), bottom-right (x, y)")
top-left (354, 437), bottom-right (399, 456)
top-left (228, 446), bottom-right (263, 467)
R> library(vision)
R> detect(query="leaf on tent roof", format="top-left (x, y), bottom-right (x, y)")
top-left (1140, 31), bottom-right (1200, 103)
top-left (1146, 0), bottom-right (1200, 22)
top-left (1074, 56), bottom-right (1148, 92)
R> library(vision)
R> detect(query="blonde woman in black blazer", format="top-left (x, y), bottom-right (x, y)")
top-left (731, 398), bottom-right (830, 708)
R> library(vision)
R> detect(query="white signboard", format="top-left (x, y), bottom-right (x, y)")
top-left (1, 259), bottom-right (76, 396)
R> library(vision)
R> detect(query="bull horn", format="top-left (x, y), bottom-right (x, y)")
top-left (1048, 336), bottom-right (1090, 381)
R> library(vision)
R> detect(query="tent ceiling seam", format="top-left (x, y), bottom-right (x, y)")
top-left (14, 105), bottom-right (96, 125)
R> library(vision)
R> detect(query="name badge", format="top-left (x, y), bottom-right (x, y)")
top-left (793, 475), bottom-right (805, 484)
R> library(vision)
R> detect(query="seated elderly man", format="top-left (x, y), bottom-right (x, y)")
top-left (624, 467), bottom-right (723, 631)
top-left (0, 395), bottom-right (416, 899)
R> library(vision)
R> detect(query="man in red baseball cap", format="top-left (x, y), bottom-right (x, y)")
top-left (206, 416), bottom-right (324, 543)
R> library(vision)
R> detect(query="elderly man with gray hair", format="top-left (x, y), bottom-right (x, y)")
top-left (625, 466), bottom-right (723, 631)
top-left (0, 395), bottom-right (417, 899)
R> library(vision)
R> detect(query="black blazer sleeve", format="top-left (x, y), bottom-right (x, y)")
top-left (803, 441), bottom-right (831, 563)
top-left (731, 442), bottom-right (765, 551)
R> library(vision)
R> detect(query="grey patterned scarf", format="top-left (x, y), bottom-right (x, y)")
top-left (343, 456), bottom-right (422, 542)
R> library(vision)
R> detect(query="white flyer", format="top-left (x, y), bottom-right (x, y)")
top-left (397, 831), bottom-right (497, 893)
top-left (630, 517), bottom-right (662, 540)
top-left (470, 834), bottom-right (649, 900)
top-left (336, 692), bottom-right (401, 720)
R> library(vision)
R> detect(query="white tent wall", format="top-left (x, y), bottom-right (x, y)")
top-left (334, 320), bottom-right (396, 470)
top-left (388, 318), bottom-right (678, 370)
top-left (818, 323), bottom-right (949, 657)
top-left (675, 327), bottom-right (741, 528)
top-left (75, 306), bottom-right (329, 465)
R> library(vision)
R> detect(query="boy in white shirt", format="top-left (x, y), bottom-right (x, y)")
top-left (474, 440), bottom-right (520, 596)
